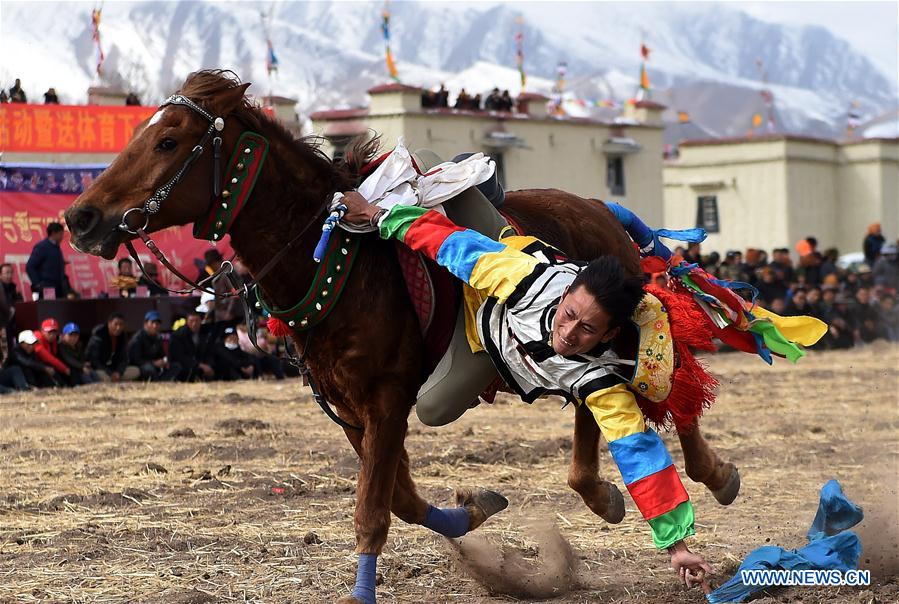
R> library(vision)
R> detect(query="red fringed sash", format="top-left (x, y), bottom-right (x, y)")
top-left (635, 284), bottom-right (719, 431)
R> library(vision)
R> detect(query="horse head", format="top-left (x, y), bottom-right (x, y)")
top-left (65, 70), bottom-right (252, 259)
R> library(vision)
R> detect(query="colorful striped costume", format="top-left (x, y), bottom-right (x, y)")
top-left (379, 204), bottom-right (695, 549)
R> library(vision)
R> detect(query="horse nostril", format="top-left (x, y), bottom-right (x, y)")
top-left (69, 206), bottom-right (103, 236)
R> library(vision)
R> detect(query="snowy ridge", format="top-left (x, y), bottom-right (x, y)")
top-left (0, 0), bottom-right (895, 141)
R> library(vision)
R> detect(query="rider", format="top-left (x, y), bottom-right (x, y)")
top-left (340, 191), bottom-right (826, 590)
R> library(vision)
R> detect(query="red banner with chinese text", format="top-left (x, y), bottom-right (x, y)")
top-left (0, 191), bottom-right (232, 298)
top-left (0, 104), bottom-right (155, 153)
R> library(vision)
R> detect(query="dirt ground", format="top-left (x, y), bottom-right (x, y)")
top-left (1, 345), bottom-right (897, 604)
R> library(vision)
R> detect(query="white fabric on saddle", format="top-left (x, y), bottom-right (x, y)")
top-left (333, 138), bottom-right (495, 233)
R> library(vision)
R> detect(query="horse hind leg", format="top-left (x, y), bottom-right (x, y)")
top-left (568, 403), bottom-right (625, 523)
top-left (677, 420), bottom-right (741, 505)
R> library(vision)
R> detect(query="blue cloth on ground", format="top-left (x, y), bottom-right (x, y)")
top-left (707, 479), bottom-right (863, 603)
top-left (422, 505), bottom-right (470, 538)
top-left (351, 552), bottom-right (377, 604)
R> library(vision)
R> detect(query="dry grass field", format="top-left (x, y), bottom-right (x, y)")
top-left (1, 345), bottom-right (897, 604)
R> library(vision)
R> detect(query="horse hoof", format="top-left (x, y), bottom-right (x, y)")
top-left (335, 596), bottom-right (364, 604)
top-left (455, 487), bottom-right (509, 531)
top-left (601, 482), bottom-right (626, 524)
top-left (712, 464), bottom-right (741, 506)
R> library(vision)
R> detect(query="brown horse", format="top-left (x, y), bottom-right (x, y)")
top-left (64, 70), bottom-right (734, 602)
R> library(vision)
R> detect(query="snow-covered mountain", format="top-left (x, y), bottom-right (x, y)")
top-left (1, 1), bottom-right (895, 140)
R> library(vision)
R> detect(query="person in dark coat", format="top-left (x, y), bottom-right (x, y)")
top-left (43, 88), bottom-right (59, 104)
top-left (25, 222), bottom-right (69, 299)
top-left (863, 223), bottom-right (885, 267)
top-left (756, 267), bottom-right (788, 308)
top-left (0, 263), bottom-right (23, 304)
top-left (168, 310), bottom-right (215, 381)
top-left (0, 336), bottom-right (30, 393)
top-left (85, 312), bottom-right (140, 382)
top-left (4, 330), bottom-right (57, 387)
top-left (8, 78), bottom-right (26, 103)
top-left (136, 261), bottom-right (168, 296)
top-left (127, 311), bottom-right (181, 381)
top-left (58, 323), bottom-right (99, 385)
top-left (827, 294), bottom-right (857, 349)
top-left (213, 327), bottom-right (257, 381)
top-left (872, 244), bottom-right (898, 290)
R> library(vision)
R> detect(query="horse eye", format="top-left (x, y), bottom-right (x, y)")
top-left (155, 138), bottom-right (177, 152)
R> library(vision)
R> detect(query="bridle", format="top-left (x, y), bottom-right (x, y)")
top-left (114, 93), bottom-right (326, 299)
top-left (109, 90), bottom-right (361, 431)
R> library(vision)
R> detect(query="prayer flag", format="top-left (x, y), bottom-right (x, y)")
top-left (382, 6), bottom-right (400, 81)
top-left (266, 40), bottom-right (279, 75)
top-left (640, 63), bottom-right (650, 90)
top-left (91, 7), bottom-right (105, 76)
top-left (515, 19), bottom-right (526, 88)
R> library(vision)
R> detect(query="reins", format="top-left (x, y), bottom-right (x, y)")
top-left (113, 90), bottom-right (362, 431)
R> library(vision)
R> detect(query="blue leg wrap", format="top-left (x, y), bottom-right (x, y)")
top-left (422, 505), bottom-right (470, 538)
top-left (350, 553), bottom-right (377, 604)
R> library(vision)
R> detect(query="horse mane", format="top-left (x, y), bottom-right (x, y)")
top-left (177, 69), bottom-right (380, 190)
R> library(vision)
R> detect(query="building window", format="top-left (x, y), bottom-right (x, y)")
top-left (607, 156), bottom-right (625, 196)
top-left (491, 152), bottom-right (507, 189)
top-left (696, 196), bottom-right (720, 233)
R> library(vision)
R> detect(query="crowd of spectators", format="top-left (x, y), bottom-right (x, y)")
top-left (421, 85), bottom-right (516, 112)
top-left (672, 227), bottom-right (899, 348)
top-left (1, 300), bottom-right (287, 394)
top-left (2, 215), bottom-right (896, 393)
top-left (0, 77), bottom-right (141, 105)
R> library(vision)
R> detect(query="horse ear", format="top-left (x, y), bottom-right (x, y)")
top-left (209, 82), bottom-right (251, 117)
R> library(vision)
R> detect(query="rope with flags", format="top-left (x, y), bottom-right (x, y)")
top-left (91, 4), bottom-right (105, 77)
top-left (382, 2), bottom-right (400, 82)
top-left (514, 15), bottom-right (526, 88)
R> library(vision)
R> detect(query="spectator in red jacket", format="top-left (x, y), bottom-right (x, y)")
top-left (33, 318), bottom-right (71, 383)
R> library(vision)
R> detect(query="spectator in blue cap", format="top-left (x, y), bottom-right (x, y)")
top-left (58, 323), bottom-right (99, 385)
top-left (127, 310), bottom-right (181, 381)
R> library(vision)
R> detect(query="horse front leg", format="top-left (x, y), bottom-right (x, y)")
top-left (337, 406), bottom-right (506, 604)
top-left (677, 419), bottom-right (741, 505)
top-left (336, 404), bottom-right (405, 604)
top-left (568, 403), bottom-right (625, 523)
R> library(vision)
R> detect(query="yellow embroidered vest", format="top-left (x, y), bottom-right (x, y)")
top-left (630, 293), bottom-right (675, 402)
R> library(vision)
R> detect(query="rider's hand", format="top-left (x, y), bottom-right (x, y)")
top-left (340, 191), bottom-right (379, 226)
top-left (668, 541), bottom-right (713, 593)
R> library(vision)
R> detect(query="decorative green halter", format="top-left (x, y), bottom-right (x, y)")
top-left (193, 131), bottom-right (269, 241)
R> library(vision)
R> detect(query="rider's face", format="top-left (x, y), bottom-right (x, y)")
top-left (551, 285), bottom-right (618, 356)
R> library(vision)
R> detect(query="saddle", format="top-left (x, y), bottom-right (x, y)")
top-left (395, 149), bottom-right (509, 425)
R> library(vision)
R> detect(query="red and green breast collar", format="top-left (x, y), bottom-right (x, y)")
top-left (254, 230), bottom-right (361, 331)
